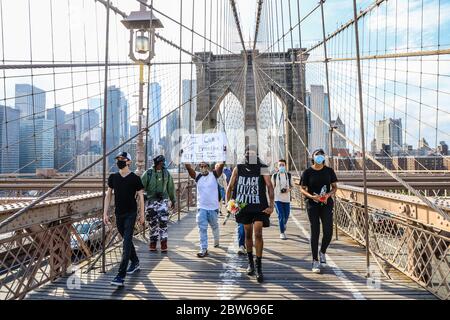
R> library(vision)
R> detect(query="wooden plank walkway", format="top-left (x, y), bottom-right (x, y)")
top-left (26, 205), bottom-right (435, 300)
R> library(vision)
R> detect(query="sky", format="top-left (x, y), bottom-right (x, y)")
top-left (0, 0), bottom-right (448, 153)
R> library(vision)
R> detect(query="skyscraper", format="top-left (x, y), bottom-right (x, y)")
top-left (15, 84), bottom-right (46, 120)
top-left (375, 118), bottom-right (402, 155)
top-left (55, 124), bottom-right (76, 172)
top-left (105, 86), bottom-right (128, 168)
top-left (306, 85), bottom-right (330, 154)
top-left (331, 116), bottom-right (346, 149)
top-left (182, 79), bottom-right (197, 132)
top-left (165, 110), bottom-right (179, 166)
top-left (0, 106), bottom-right (20, 173)
top-left (148, 82), bottom-right (161, 158)
top-left (46, 105), bottom-right (66, 126)
top-left (19, 118), bottom-right (55, 173)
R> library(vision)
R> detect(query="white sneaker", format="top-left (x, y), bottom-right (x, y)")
top-left (214, 240), bottom-right (220, 248)
top-left (312, 260), bottom-right (321, 274)
top-left (319, 252), bottom-right (327, 266)
top-left (280, 233), bottom-right (287, 240)
top-left (238, 245), bottom-right (246, 255)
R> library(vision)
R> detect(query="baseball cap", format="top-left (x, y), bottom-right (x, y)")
top-left (153, 155), bottom-right (166, 165)
top-left (115, 151), bottom-right (132, 161)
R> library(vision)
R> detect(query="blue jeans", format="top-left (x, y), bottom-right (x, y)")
top-left (115, 211), bottom-right (139, 278)
top-left (275, 201), bottom-right (291, 233)
top-left (196, 208), bottom-right (220, 250)
top-left (237, 223), bottom-right (245, 247)
top-left (218, 186), bottom-right (225, 201)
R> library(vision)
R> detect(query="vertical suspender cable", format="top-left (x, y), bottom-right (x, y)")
top-left (177, 0), bottom-right (183, 221)
top-left (319, 0), bottom-right (335, 169)
top-left (101, 0), bottom-right (111, 274)
top-left (352, 0), bottom-right (370, 278)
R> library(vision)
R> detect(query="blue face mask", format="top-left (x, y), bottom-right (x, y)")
top-left (279, 166), bottom-right (286, 173)
top-left (314, 154), bottom-right (325, 164)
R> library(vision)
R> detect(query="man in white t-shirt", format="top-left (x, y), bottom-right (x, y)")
top-left (185, 161), bottom-right (224, 257)
top-left (272, 159), bottom-right (293, 240)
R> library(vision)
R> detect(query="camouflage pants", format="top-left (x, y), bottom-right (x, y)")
top-left (146, 200), bottom-right (169, 243)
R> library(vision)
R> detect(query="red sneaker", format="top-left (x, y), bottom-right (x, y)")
top-left (161, 239), bottom-right (168, 252)
top-left (149, 242), bottom-right (157, 252)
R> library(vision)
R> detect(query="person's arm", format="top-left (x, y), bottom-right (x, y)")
top-left (103, 187), bottom-right (113, 225)
top-left (327, 183), bottom-right (338, 197)
top-left (299, 185), bottom-right (320, 202)
top-left (141, 170), bottom-right (148, 193)
top-left (287, 173), bottom-right (293, 192)
top-left (325, 168), bottom-right (338, 199)
top-left (167, 174), bottom-right (176, 207)
top-left (184, 163), bottom-right (196, 179)
top-left (215, 162), bottom-right (225, 177)
top-left (225, 167), bottom-right (238, 202)
top-left (262, 175), bottom-right (274, 215)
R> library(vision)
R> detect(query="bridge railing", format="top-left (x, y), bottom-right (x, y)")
top-left (291, 178), bottom-right (449, 300)
top-left (0, 179), bottom-right (194, 300)
top-left (334, 198), bottom-right (449, 300)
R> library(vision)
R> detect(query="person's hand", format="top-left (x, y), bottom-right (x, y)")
top-left (263, 206), bottom-right (274, 215)
top-left (311, 195), bottom-right (322, 202)
top-left (103, 214), bottom-right (111, 225)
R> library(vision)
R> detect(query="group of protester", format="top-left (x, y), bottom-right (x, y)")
top-left (103, 146), bottom-right (338, 287)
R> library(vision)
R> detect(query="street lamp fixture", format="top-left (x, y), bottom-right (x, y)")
top-left (121, 2), bottom-right (164, 175)
top-left (121, 8), bottom-right (164, 63)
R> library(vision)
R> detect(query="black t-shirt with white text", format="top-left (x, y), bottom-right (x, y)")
top-left (108, 172), bottom-right (144, 215)
top-left (300, 166), bottom-right (338, 207)
top-left (232, 163), bottom-right (269, 214)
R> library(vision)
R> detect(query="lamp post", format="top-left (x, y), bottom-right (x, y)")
top-left (121, 1), bottom-right (163, 176)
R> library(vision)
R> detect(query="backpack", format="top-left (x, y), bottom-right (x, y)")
top-left (195, 170), bottom-right (222, 202)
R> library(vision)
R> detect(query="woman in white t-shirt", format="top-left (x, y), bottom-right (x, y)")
top-left (272, 159), bottom-right (292, 240)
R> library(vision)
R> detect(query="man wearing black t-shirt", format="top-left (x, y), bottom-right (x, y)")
top-left (103, 151), bottom-right (145, 287)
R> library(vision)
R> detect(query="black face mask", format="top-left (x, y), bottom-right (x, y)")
top-left (117, 160), bottom-right (127, 169)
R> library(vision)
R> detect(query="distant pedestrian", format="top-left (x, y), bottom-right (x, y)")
top-left (272, 159), bottom-right (293, 240)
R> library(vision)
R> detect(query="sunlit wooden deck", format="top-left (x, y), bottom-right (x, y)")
top-left (26, 205), bottom-right (435, 300)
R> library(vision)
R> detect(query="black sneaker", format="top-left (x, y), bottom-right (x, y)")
top-left (110, 275), bottom-right (124, 287)
top-left (256, 257), bottom-right (264, 283)
top-left (126, 262), bottom-right (140, 275)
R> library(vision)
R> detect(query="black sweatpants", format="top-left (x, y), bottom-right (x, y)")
top-left (306, 204), bottom-right (333, 261)
top-left (115, 211), bottom-right (139, 278)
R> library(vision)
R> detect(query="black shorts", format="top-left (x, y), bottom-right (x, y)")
top-left (235, 211), bottom-right (270, 228)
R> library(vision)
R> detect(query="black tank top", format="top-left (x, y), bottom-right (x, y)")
top-left (232, 164), bottom-right (269, 214)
